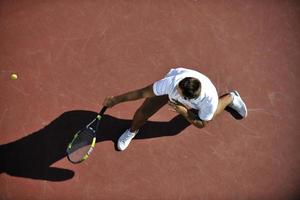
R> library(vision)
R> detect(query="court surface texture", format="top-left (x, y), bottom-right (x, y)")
top-left (1, 1), bottom-right (300, 200)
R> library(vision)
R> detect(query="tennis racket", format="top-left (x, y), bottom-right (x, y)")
top-left (66, 106), bottom-right (107, 164)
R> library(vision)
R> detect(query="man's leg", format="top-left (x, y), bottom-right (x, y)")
top-left (117, 95), bottom-right (169, 151)
top-left (213, 91), bottom-right (248, 119)
top-left (213, 93), bottom-right (233, 118)
top-left (130, 95), bottom-right (169, 132)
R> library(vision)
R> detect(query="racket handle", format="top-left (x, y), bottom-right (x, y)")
top-left (99, 106), bottom-right (108, 115)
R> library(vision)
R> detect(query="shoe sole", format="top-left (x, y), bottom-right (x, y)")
top-left (232, 90), bottom-right (248, 118)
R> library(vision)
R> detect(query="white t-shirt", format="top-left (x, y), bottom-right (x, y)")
top-left (153, 67), bottom-right (219, 121)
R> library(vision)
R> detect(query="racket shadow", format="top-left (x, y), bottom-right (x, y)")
top-left (0, 110), bottom-right (189, 181)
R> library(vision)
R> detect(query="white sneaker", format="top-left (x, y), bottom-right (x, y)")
top-left (117, 129), bottom-right (139, 151)
top-left (229, 91), bottom-right (248, 118)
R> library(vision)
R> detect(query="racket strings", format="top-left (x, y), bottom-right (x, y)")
top-left (66, 108), bottom-right (107, 164)
top-left (67, 130), bottom-right (94, 163)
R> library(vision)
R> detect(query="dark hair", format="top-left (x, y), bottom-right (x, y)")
top-left (178, 77), bottom-right (201, 99)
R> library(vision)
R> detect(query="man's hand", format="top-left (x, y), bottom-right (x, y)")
top-left (168, 101), bottom-right (187, 115)
top-left (103, 96), bottom-right (118, 108)
top-left (168, 100), bottom-right (206, 129)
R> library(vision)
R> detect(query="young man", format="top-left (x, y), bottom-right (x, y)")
top-left (103, 67), bottom-right (247, 151)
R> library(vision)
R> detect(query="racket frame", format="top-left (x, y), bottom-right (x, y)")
top-left (66, 107), bottom-right (107, 163)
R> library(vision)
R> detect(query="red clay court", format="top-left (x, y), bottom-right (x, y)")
top-left (1, 1), bottom-right (300, 200)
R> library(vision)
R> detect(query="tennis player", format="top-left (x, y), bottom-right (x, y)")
top-left (103, 67), bottom-right (247, 151)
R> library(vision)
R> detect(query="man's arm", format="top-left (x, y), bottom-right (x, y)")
top-left (103, 84), bottom-right (155, 107)
top-left (168, 101), bottom-right (209, 128)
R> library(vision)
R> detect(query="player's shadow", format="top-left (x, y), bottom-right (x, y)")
top-left (0, 110), bottom-right (190, 182)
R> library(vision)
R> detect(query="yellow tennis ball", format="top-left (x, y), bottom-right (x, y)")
top-left (11, 73), bottom-right (18, 80)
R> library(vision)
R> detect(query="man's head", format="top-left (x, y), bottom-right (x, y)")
top-left (177, 77), bottom-right (201, 100)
